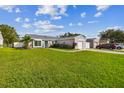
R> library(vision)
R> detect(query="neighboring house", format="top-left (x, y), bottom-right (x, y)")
top-left (0, 32), bottom-right (3, 47)
top-left (99, 38), bottom-right (110, 44)
top-left (86, 38), bottom-right (99, 48)
top-left (57, 35), bottom-right (89, 50)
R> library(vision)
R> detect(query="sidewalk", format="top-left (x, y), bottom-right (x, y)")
top-left (49, 48), bottom-right (124, 55)
top-left (88, 49), bottom-right (124, 55)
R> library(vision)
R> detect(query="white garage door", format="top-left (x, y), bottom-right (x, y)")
top-left (77, 42), bottom-right (83, 50)
top-left (77, 41), bottom-right (86, 50)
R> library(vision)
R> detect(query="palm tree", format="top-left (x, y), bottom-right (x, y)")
top-left (22, 35), bottom-right (32, 49)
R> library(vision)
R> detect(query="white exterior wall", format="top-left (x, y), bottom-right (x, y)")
top-left (32, 39), bottom-right (43, 48)
top-left (14, 42), bottom-right (24, 48)
top-left (0, 32), bottom-right (3, 47)
top-left (0, 39), bottom-right (3, 46)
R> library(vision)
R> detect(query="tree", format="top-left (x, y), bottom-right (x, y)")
top-left (58, 32), bottom-right (81, 38)
top-left (22, 35), bottom-right (32, 49)
top-left (99, 29), bottom-right (124, 43)
top-left (0, 24), bottom-right (19, 47)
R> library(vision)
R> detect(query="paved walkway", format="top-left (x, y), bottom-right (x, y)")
top-left (49, 48), bottom-right (124, 55)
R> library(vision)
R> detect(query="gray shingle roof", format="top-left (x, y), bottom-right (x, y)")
top-left (27, 34), bottom-right (86, 41)
top-left (26, 34), bottom-right (58, 41)
top-left (58, 35), bottom-right (86, 40)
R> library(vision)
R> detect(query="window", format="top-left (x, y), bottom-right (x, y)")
top-left (35, 41), bottom-right (41, 46)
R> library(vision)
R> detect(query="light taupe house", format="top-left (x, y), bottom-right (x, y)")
top-left (0, 32), bottom-right (3, 47)
top-left (57, 35), bottom-right (89, 50)
top-left (86, 38), bottom-right (99, 48)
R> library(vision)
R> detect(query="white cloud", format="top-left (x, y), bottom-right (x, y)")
top-left (22, 23), bottom-right (32, 29)
top-left (106, 26), bottom-right (122, 30)
top-left (73, 5), bottom-right (77, 8)
top-left (24, 18), bottom-right (30, 22)
top-left (81, 12), bottom-right (86, 18)
top-left (94, 5), bottom-right (111, 17)
top-left (15, 17), bottom-right (22, 22)
top-left (94, 12), bottom-right (102, 17)
top-left (0, 6), bottom-right (22, 13)
top-left (96, 5), bottom-right (110, 11)
top-left (77, 22), bottom-right (83, 26)
top-left (15, 8), bottom-right (21, 13)
top-left (57, 5), bottom-right (68, 16)
top-left (51, 16), bottom-right (62, 20)
top-left (98, 26), bottom-right (123, 33)
top-left (69, 23), bottom-right (73, 26)
top-left (0, 5), bottom-right (16, 12)
top-left (35, 6), bottom-right (57, 16)
top-left (33, 20), bottom-right (64, 32)
top-left (35, 5), bottom-right (68, 19)
top-left (88, 20), bottom-right (99, 24)
top-left (69, 22), bottom-right (83, 26)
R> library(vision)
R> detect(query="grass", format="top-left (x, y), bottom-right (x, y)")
top-left (0, 48), bottom-right (124, 88)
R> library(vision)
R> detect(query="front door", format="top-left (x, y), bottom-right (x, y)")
top-left (45, 41), bottom-right (48, 48)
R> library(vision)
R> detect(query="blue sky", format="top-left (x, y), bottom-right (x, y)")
top-left (0, 5), bottom-right (123, 37)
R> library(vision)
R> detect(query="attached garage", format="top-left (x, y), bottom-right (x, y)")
top-left (58, 35), bottom-right (90, 50)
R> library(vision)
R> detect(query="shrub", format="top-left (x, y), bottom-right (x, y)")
top-left (50, 44), bottom-right (73, 49)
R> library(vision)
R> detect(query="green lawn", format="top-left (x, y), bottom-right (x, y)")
top-left (0, 48), bottom-right (124, 88)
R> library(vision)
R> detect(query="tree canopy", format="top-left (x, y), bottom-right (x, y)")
top-left (58, 32), bottom-right (81, 38)
top-left (0, 24), bottom-right (19, 47)
top-left (99, 29), bottom-right (124, 43)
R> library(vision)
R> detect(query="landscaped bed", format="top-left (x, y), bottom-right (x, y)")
top-left (0, 48), bottom-right (124, 88)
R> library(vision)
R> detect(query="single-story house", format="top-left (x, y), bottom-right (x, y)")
top-left (27, 34), bottom-right (90, 50)
top-left (0, 32), bottom-right (3, 47)
top-left (14, 34), bottom-right (90, 50)
top-left (86, 38), bottom-right (99, 48)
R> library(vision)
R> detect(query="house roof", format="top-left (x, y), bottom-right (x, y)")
top-left (86, 38), bottom-right (99, 42)
top-left (26, 34), bottom-right (58, 40)
top-left (58, 35), bottom-right (86, 40)
top-left (26, 34), bottom-right (86, 41)
top-left (87, 38), bottom-right (97, 40)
